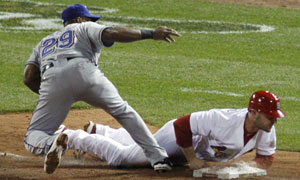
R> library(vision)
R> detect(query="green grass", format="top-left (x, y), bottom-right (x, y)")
top-left (0, 0), bottom-right (299, 151)
top-left (100, 15), bottom-right (260, 32)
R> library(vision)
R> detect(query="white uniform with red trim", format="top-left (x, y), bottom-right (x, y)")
top-left (64, 118), bottom-right (184, 167)
top-left (190, 108), bottom-right (275, 162)
top-left (64, 108), bottom-right (276, 166)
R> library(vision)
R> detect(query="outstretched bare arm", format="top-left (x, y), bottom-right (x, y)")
top-left (102, 26), bottom-right (180, 44)
top-left (173, 115), bottom-right (206, 170)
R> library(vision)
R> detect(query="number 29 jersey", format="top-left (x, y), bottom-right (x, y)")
top-left (26, 22), bottom-right (113, 70)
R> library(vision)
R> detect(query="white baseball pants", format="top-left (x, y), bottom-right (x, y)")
top-left (64, 119), bottom-right (184, 167)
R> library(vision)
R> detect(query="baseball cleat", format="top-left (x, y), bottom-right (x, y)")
top-left (84, 120), bottom-right (96, 134)
top-left (74, 121), bottom-right (96, 159)
top-left (44, 133), bottom-right (68, 174)
top-left (54, 124), bottom-right (67, 135)
top-left (153, 157), bottom-right (172, 173)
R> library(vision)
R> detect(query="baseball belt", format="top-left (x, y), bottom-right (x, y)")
top-left (41, 62), bottom-right (54, 75)
top-left (41, 57), bottom-right (78, 74)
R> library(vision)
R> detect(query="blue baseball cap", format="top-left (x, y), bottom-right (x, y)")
top-left (62, 4), bottom-right (100, 24)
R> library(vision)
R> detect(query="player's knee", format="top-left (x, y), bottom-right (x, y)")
top-left (109, 102), bottom-right (136, 119)
top-left (24, 137), bottom-right (45, 155)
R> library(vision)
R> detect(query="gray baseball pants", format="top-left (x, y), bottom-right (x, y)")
top-left (24, 57), bottom-right (168, 166)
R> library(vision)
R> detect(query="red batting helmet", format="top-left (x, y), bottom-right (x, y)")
top-left (248, 90), bottom-right (285, 118)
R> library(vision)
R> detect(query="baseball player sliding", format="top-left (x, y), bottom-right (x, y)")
top-left (23, 4), bottom-right (180, 174)
top-left (64, 90), bottom-right (285, 170)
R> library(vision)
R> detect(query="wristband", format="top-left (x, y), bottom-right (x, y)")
top-left (141, 29), bottom-right (154, 39)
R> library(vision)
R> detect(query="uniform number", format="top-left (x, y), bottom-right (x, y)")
top-left (41, 30), bottom-right (75, 57)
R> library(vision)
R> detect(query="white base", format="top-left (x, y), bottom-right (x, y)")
top-left (193, 162), bottom-right (267, 179)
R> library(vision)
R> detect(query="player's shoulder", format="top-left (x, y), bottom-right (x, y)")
top-left (211, 108), bottom-right (247, 128)
top-left (208, 108), bottom-right (247, 125)
top-left (191, 108), bottom-right (247, 123)
top-left (192, 108), bottom-right (246, 116)
top-left (40, 28), bottom-right (65, 40)
top-left (207, 108), bottom-right (248, 116)
top-left (78, 21), bottom-right (106, 29)
top-left (70, 22), bottom-right (108, 36)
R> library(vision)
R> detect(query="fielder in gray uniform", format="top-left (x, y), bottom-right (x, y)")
top-left (23, 4), bottom-right (180, 174)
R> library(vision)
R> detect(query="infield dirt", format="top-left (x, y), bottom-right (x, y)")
top-left (1, 109), bottom-right (300, 180)
top-left (1, 0), bottom-right (300, 179)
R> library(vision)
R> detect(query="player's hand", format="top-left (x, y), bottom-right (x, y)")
top-left (255, 157), bottom-right (273, 169)
top-left (254, 154), bottom-right (274, 169)
top-left (188, 158), bottom-right (206, 170)
top-left (153, 26), bottom-right (181, 43)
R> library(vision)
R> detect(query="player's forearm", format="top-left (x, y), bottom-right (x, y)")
top-left (173, 115), bottom-right (205, 169)
top-left (23, 64), bottom-right (41, 94)
top-left (181, 147), bottom-right (206, 169)
top-left (102, 26), bottom-right (180, 44)
top-left (181, 146), bottom-right (196, 162)
top-left (102, 27), bottom-right (144, 43)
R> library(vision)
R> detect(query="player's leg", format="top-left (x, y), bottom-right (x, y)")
top-left (91, 120), bottom-right (186, 165)
top-left (81, 120), bottom-right (186, 166)
top-left (24, 63), bottom-right (74, 173)
top-left (25, 117), bottom-right (70, 174)
top-left (80, 67), bottom-right (170, 169)
top-left (153, 119), bottom-right (187, 165)
top-left (85, 121), bottom-right (135, 145)
top-left (24, 130), bottom-right (59, 155)
top-left (94, 119), bottom-right (185, 164)
top-left (153, 119), bottom-right (183, 156)
top-left (65, 129), bottom-right (149, 167)
top-left (25, 67), bottom-right (73, 152)
top-left (90, 120), bottom-right (182, 156)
